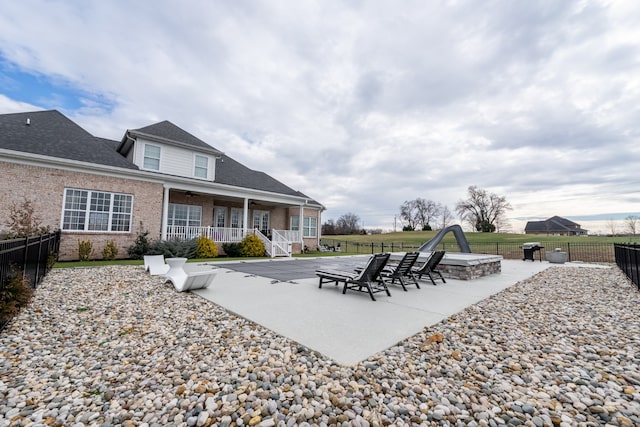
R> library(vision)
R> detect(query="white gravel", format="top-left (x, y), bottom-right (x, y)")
top-left (1, 264), bottom-right (639, 426)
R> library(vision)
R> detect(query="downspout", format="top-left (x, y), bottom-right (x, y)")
top-left (161, 186), bottom-right (170, 240)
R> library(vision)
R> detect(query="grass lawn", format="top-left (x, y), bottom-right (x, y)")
top-left (52, 231), bottom-right (636, 268)
top-left (321, 230), bottom-right (636, 246)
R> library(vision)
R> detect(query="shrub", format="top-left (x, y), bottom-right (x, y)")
top-left (240, 234), bottom-right (266, 257)
top-left (150, 239), bottom-right (197, 259)
top-left (78, 239), bottom-right (93, 261)
top-left (102, 240), bottom-right (119, 260)
top-left (127, 223), bottom-right (151, 260)
top-left (0, 271), bottom-right (34, 325)
top-left (47, 251), bottom-right (58, 269)
top-left (4, 197), bottom-right (51, 238)
top-left (222, 242), bottom-right (242, 257)
top-left (196, 235), bottom-right (218, 258)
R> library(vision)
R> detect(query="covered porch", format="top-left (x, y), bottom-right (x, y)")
top-left (159, 185), bottom-right (321, 257)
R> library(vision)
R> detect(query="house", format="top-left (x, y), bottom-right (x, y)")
top-left (524, 216), bottom-right (588, 236)
top-left (0, 110), bottom-right (324, 260)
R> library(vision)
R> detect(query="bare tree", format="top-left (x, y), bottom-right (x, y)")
top-left (606, 218), bottom-right (618, 236)
top-left (399, 200), bottom-right (418, 231)
top-left (321, 219), bottom-right (337, 235)
top-left (455, 186), bottom-right (512, 232)
top-left (624, 215), bottom-right (639, 235)
top-left (438, 205), bottom-right (453, 230)
top-left (336, 212), bottom-right (361, 235)
top-left (414, 198), bottom-right (441, 230)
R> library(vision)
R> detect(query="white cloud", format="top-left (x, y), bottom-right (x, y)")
top-left (1, 0), bottom-right (639, 231)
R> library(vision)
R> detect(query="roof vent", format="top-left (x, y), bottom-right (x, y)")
top-left (26, 118), bottom-right (31, 126)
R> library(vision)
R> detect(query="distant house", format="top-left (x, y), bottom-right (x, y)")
top-left (0, 110), bottom-right (324, 260)
top-left (524, 216), bottom-right (588, 236)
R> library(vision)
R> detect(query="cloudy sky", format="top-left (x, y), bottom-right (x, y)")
top-left (1, 0), bottom-right (639, 233)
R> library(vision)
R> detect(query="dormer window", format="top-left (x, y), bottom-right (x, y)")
top-left (143, 144), bottom-right (161, 170)
top-left (194, 154), bottom-right (208, 179)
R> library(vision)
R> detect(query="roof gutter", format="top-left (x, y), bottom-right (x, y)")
top-left (0, 148), bottom-right (324, 209)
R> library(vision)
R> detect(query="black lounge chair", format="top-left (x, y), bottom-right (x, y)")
top-left (379, 251), bottom-right (421, 291)
top-left (316, 253), bottom-right (391, 301)
top-left (413, 250), bottom-right (446, 285)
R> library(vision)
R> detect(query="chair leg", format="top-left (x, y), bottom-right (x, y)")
top-left (378, 279), bottom-right (391, 297)
top-left (407, 273), bottom-right (420, 289)
top-left (365, 283), bottom-right (377, 301)
top-left (426, 272), bottom-right (438, 286)
top-left (397, 276), bottom-right (408, 291)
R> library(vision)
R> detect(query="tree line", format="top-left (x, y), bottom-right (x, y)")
top-left (322, 186), bottom-right (512, 235)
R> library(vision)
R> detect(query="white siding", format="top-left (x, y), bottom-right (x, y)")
top-left (134, 138), bottom-right (215, 180)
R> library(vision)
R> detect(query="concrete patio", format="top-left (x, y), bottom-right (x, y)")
top-left (185, 256), bottom-right (611, 365)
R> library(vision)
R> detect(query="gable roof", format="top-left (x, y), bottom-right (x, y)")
top-left (0, 110), bottom-right (138, 170)
top-left (1, 110), bottom-right (321, 206)
top-left (524, 216), bottom-right (588, 233)
top-left (120, 120), bottom-right (223, 157)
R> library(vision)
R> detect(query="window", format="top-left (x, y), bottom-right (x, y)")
top-left (143, 144), bottom-right (161, 170)
top-left (62, 188), bottom-right (133, 232)
top-left (194, 154), bottom-right (209, 179)
top-left (168, 203), bottom-right (202, 227)
top-left (214, 207), bottom-right (226, 227)
top-left (231, 208), bottom-right (244, 228)
top-left (303, 216), bottom-right (317, 237)
top-left (290, 215), bottom-right (300, 231)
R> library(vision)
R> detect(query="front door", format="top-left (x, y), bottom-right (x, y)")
top-left (213, 206), bottom-right (226, 228)
top-left (253, 210), bottom-right (270, 236)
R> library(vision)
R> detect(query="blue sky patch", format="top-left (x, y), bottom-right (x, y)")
top-left (0, 57), bottom-right (115, 113)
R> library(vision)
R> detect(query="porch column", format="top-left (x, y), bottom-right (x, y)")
top-left (318, 208), bottom-right (322, 246)
top-left (299, 204), bottom-right (304, 245)
top-left (161, 186), bottom-right (170, 240)
top-left (243, 198), bottom-right (249, 237)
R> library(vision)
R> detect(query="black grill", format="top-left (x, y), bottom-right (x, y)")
top-left (522, 242), bottom-right (544, 261)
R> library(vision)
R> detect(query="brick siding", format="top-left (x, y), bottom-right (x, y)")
top-left (0, 161), bottom-right (163, 261)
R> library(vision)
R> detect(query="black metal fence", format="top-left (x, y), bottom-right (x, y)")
top-left (1, 230), bottom-right (61, 331)
top-left (614, 243), bottom-right (640, 289)
top-left (321, 239), bottom-right (617, 263)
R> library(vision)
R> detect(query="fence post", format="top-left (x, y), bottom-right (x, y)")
top-left (35, 234), bottom-right (44, 286)
top-left (567, 242), bottom-right (571, 262)
top-left (22, 235), bottom-right (30, 282)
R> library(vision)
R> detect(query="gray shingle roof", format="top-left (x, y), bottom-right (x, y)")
top-left (525, 216), bottom-right (587, 233)
top-left (215, 154), bottom-right (317, 202)
top-left (0, 110), bottom-right (138, 170)
top-left (128, 120), bottom-right (222, 155)
top-left (1, 110), bottom-right (320, 205)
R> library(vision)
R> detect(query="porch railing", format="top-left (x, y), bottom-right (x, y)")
top-left (165, 226), bottom-right (299, 257)
top-left (272, 230), bottom-right (300, 257)
top-left (253, 229), bottom-right (278, 257)
top-left (166, 226), bottom-right (246, 242)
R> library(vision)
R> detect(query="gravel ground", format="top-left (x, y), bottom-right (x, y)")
top-left (1, 265), bottom-right (639, 427)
